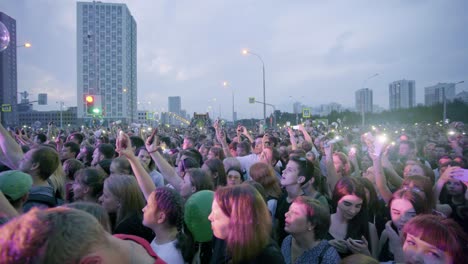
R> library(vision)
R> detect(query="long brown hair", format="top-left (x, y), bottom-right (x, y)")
top-left (214, 184), bottom-right (272, 263)
top-left (249, 162), bottom-right (282, 199)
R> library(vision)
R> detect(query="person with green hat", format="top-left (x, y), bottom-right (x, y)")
top-left (0, 170), bottom-right (33, 215)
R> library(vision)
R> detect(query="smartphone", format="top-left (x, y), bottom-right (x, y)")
top-left (453, 169), bottom-right (468, 183)
top-left (353, 240), bottom-right (364, 244)
top-left (292, 125), bottom-right (299, 130)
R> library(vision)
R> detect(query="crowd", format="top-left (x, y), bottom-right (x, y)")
top-left (0, 119), bottom-right (467, 264)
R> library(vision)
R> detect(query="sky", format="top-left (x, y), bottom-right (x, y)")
top-left (1, 0), bottom-right (468, 120)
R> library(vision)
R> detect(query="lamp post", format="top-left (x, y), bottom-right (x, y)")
top-left (242, 49), bottom-right (266, 125)
top-left (443, 80), bottom-right (464, 123)
top-left (223, 81), bottom-right (235, 122)
top-left (360, 73), bottom-right (379, 127)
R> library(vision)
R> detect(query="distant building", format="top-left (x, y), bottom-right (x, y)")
top-left (424, 83), bottom-right (456, 106)
top-left (389, 79), bottom-right (416, 110)
top-left (455, 91), bottom-right (468, 104)
top-left (168, 96), bottom-right (181, 115)
top-left (77, 2), bottom-right (137, 124)
top-left (0, 12), bottom-right (18, 127)
top-left (355, 88), bottom-right (373, 113)
top-left (293, 101), bottom-right (302, 114)
top-left (313, 102), bottom-right (343, 117)
top-left (18, 107), bottom-right (78, 128)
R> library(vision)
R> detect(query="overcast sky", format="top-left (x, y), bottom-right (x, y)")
top-left (2, 0), bottom-right (467, 119)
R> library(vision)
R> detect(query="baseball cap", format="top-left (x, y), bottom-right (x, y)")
top-left (0, 170), bottom-right (33, 201)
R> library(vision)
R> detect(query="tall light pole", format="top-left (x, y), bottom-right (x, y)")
top-left (361, 73), bottom-right (379, 127)
top-left (242, 49), bottom-right (266, 125)
top-left (223, 81), bottom-right (235, 122)
top-left (443, 80), bottom-right (464, 123)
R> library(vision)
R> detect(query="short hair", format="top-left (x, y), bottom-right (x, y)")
top-left (203, 158), bottom-right (227, 187)
top-left (110, 157), bottom-right (132, 175)
top-left (293, 196), bottom-right (331, 239)
top-left (130, 136), bottom-right (145, 150)
top-left (0, 207), bottom-right (108, 264)
top-left (63, 159), bottom-right (84, 181)
top-left (180, 148), bottom-right (203, 166)
top-left (289, 156), bottom-right (314, 186)
top-left (75, 168), bottom-right (105, 199)
top-left (186, 168), bottom-right (214, 192)
top-left (401, 175), bottom-right (435, 209)
top-left (223, 157), bottom-right (241, 172)
top-left (214, 184), bottom-right (272, 263)
top-left (237, 140), bottom-right (251, 154)
top-left (389, 188), bottom-right (431, 215)
top-left (97, 159), bottom-right (112, 175)
top-left (69, 132), bottom-right (84, 144)
top-left (30, 147), bottom-right (60, 180)
top-left (65, 202), bottom-right (111, 232)
top-left (35, 133), bottom-right (47, 144)
top-left (98, 143), bottom-right (115, 159)
top-left (64, 141), bottom-right (80, 158)
top-left (402, 214), bottom-right (468, 264)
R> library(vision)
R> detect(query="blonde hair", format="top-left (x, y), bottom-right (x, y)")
top-left (48, 162), bottom-right (66, 200)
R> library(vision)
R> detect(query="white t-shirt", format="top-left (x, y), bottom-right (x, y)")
top-left (150, 238), bottom-right (185, 264)
top-left (236, 153), bottom-right (259, 180)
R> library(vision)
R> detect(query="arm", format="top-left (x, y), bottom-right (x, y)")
top-left (369, 223), bottom-right (379, 259)
top-left (298, 124), bottom-right (313, 144)
top-left (146, 131), bottom-right (183, 192)
top-left (287, 127), bottom-right (298, 150)
top-left (324, 143), bottom-right (340, 193)
top-left (215, 123), bottom-right (232, 158)
top-left (240, 126), bottom-right (254, 143)
top-left (381, 151), bottom-right (403, 188)
top-left (0, 123), bottom-right (23, 169)
top-left (116, 133), bottom-right (156, 200)
top-left (372, 155), bottom-right (393, 204)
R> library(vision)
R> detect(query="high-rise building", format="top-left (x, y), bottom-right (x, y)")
top-left (168, 96), bottom-right (181, 115)
top-left (77, 2), bottom-right (137, 124)
top-left (355, 88), bottom-right (373, 113)
top-left (0, 12), bottom-right (18, 127)
top-left (389, 79), bottom-right (416, 110)
top-left (424, 83), bottom-right (456, 106)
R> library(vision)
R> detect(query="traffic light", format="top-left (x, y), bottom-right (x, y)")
top-left (85, 95), bottom-right (101, 115)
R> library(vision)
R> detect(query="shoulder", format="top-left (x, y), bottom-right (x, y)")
top-left (318, 241), bottom-right (340, 264)
top-left (255, 242), bottom-right (285, 264)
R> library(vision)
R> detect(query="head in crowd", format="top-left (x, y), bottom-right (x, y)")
top-left (398, 140), bottom-right (416, 160)
top-left (0, 170), bottom-right (32, 211)
top-left (65, 202), bottom-right (111, 232)
top-left (402, 214), bottom-right (468, 264)
top-left (401, 175), bottom-right (435, 209)
top-left (223, 157), bottom-right (242, 173)
top-left (62, 159), bottom-right (84, 181)
top-left (388, 188), bottom-right (430, 233)
top-left (228, 141), bottom-right (238, 157)
top-left (142, 187), bottom-right (189, 261)
top-left (209, 184), bottom-right (272, 263)
top-left (77, 145), bottom-right (94, 166)
top-left (178, 157), bottom-right (200, 178)
top-left (249, 162), bottom-right (281, 198)
top-left (179, 148), bottom-right (203, 167)
top-left (253, 135), bottom-right (264, 154)
top-left (281, 156), bottom-right (314, 188)
top-left (61, 141), bottom-right (80, 161)
top-left (110, 157), bottom-right (132, 176)
top-left (136, 147), bottom-right (155, 172)
top-left (33, 133), bottom-right (47, 145)
top-left (226, 167), bottom-right (244, 186)
top-left (285, 196), bottom-right (331, 240)
top-left (19, 146), bottom-right (60, 181)
top-left (332, 177), bottom-right (370, 241)
top-left (207, 146), bottom-right (225, 161)
top-left (99, 175), bottom-right (146, 229)
top-left (198, 142), bottom-right (211, 161)
top-left (403, 160), bottom-right (434, 182)
top-left (0, 207), bottom-right (162, 263)
top-left (92, 143), bottom-right (115, 166)
top-left (73, 168), bottom-right (105, 203)
top-left (180, 168), bottom-right (214, 200)
top-left (183, 136), bottom-right (196, 150)
top-left (129, 136), bottom-right (145, 152)
top-left (236, 140), bottom-right (251, 157)
top-left (202, 158), bottom-right (227, 188)
top-left (332, 151), bottom-right (351, 176)
top-left (355, 177), bottom-right (378, 216)
top-left (68, 132), bottom-right (84, 145)
top-left (96, 159), bottom-right (112, 176)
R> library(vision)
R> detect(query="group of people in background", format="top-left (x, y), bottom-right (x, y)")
top-left (0, 119), bottom-right (467, 264)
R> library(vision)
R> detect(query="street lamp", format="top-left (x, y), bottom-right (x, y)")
top-left (360, 73), bottom-right (379, 126)
top-left (242, 49), bottom-right (266, 125)
top-left (223, 81), bottom-right (235, 122)
top-left (443, 80), bottom-right (464, 123)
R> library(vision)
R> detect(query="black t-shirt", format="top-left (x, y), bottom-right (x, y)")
top-left (113, 213), bottom-right (155, 243)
